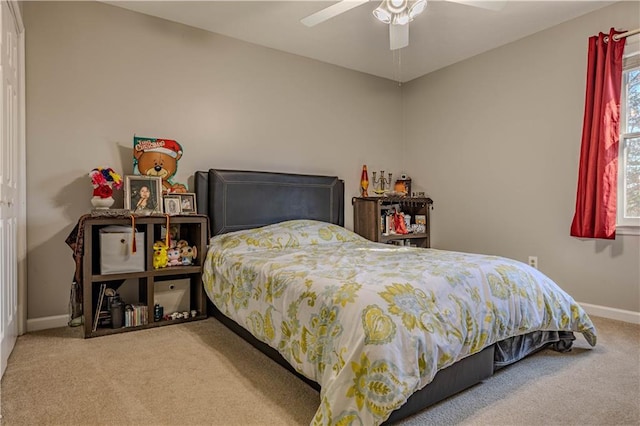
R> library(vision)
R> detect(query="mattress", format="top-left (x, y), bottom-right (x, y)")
top-left (202, 220), bottom-right (597, 425)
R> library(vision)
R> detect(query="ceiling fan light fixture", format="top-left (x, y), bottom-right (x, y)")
top-left (393, 11), bottom-right (410, 25)
top-left (373, 6), bottom-right (392, 24)
top-left (388, 0), bottom-right (408, 13)
top-left (374, 0), bottom-right (424, 25)
top-left (409, 0), bottom-right (427, 19)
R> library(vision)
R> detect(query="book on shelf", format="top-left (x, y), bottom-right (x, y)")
top-left (124, 303), bottom-right (148, 327)
top-left (92, 283), bottom-right (107, 332)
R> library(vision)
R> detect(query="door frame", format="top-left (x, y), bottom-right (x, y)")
top-left (7, 0), bottom-right (26, 336)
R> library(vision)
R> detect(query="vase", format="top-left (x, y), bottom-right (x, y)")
top-left (91, 196), bottom-right (114, 209)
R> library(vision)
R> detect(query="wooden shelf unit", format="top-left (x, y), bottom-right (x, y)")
top-left (352, 196), bottom-right (433, 248)
top-left (81, 215), bottom-right (208, 338)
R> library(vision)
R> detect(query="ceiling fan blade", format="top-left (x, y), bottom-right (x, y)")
top-left (389, 24), bottom-right (409, 50)
top-left (301, 0), bottom-right (370, 27)
top-left (445, 0), bottom-right (507, 11)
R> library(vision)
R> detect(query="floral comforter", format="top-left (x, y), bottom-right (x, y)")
top-left (202, 220), bottom-right (597, 425)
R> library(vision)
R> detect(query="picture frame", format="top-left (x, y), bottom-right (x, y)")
top-left (124, 175), bottom-right (163, 215)
top-left (177, 193), bottom-right (197, 215)
top-left (163, 196), bottom-right (182, 216)
top-left (160, 223), bottom-right (181, 242)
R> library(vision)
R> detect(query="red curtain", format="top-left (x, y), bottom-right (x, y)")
top-left (571, 28), bottom-right (626, 239)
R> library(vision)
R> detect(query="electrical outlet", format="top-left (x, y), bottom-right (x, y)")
top-left (528, 256), bottom-right (538, 269)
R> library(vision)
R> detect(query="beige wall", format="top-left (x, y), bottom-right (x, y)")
top-left (403, 1), bottom-right (640, 312)
top-left (24, 1), bottom-right (403, 319)
top-left (24, 1), bottom-right (639, 322)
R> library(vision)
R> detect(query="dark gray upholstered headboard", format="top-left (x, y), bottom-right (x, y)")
top-left (195, 169), bottom-right (344, 235)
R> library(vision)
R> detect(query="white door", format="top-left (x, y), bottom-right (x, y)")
top-left (0, 0), bottom-right (24, 378)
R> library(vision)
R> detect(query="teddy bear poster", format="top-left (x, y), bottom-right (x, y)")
top-left (133, 136), bottom-right (188, 194)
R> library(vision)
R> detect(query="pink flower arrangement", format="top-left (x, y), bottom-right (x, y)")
top-left (89, 167), bottom-right (123, 199)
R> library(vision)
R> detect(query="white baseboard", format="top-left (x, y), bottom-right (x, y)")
top-left (26, 314), bottom-right (69, 332)
top-left (24, 303), bottom-right (638, 333)
top-left (579, 302), bottom-right (640, 325)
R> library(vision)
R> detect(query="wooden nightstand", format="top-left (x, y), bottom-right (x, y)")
top-left (352, 196), bottom-right (433, 248)
top-left (78, 215), bottom-right (209, 338)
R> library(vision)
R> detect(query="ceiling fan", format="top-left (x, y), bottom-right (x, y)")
top-left (301, 0), bottom-right (506, 50)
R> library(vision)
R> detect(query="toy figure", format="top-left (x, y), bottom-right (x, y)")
top-left (393, 211), bottom-right (408, 235)
top-left (153, 240), bottom-right (168, 269)
top-left (175, 239), bottom-right (189, 249)
top-left (180, 245), bottom-right (197, 266)
top-left (167, 247), bottom-right (181, 267)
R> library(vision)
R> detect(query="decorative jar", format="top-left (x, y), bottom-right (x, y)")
top-left (91, 196), bottom-right (115, 209)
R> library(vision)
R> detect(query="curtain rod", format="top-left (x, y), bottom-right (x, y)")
top-left (613, 28), bottom-right (640, 41)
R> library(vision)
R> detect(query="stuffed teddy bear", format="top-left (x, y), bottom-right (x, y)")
top-left (133, 137), bottom-right (187, 194)
top-left (153, 240), bottom-right (169, 269)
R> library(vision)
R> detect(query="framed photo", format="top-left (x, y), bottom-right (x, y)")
top-left (177, 193), bottom-right (197, 214)
top-left (124, 175), bottom-right (163, 215)
top-left (163, 196), bottom-right (182, 216)
top-left (161, 223), bottom-right (181, 242)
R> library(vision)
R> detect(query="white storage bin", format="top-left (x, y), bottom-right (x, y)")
top-left (99, 226), bottom-right (145, 274)
top-left (154, 279), bottom-right (190, 313)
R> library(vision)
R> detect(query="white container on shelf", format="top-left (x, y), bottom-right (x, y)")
top-left (154, 279), bottom-right (190, 313)
top-left (99, 226), bottom-right (145, 274)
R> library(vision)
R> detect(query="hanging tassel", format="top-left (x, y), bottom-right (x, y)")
top-left (165, 214), bottom-right (171, 248)
top-left (130, 214), bottom-right (137, 254)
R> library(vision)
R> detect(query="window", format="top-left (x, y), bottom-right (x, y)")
top-left (618, 51), bottom-right (640, 233)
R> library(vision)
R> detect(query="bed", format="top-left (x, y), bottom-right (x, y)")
top-left (195, 169), bottom-right (597, 425)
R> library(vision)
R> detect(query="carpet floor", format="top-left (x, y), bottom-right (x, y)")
top-left (1, 315), bottom-right (638, 425)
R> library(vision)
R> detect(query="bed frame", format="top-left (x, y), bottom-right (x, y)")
top-left (194, 169), bottom-right (496, 423)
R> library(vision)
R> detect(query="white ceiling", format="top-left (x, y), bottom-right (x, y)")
top-left (104, 0), bottom-right (615, 82)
